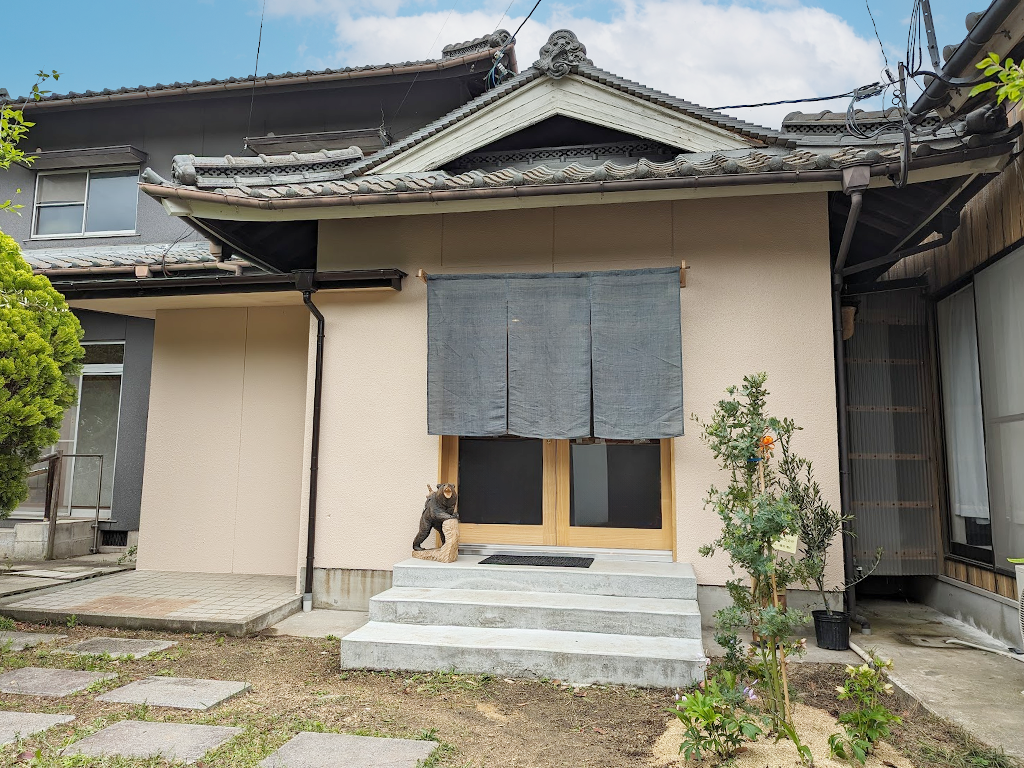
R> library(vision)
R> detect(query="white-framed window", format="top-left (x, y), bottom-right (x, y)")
top-left (32, 167), bottom-right (140, 239)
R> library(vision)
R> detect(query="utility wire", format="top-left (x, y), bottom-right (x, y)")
top-left (486, 0), bottom-right (544, 88)
top-left (714, 89), bottom-right (864, 111)
top-left (864, 0), bottom-right (890, 68)
top-left (393, 0), bottom-right (463, 122)
top-left (243, 0), bottom-right (268, 153)
top-left (492, 0), bottom-right (517, 34)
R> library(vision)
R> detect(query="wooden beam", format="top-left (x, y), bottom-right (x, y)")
top-left (680, 261), bottom-right (687, 288)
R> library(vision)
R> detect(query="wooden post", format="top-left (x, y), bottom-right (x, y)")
top-left (44, 451), bottom-right (63, 561)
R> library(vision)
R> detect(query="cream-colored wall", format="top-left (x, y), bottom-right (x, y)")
top-left (315, 195), bottom-right (843, 587)
top-left (137, 306), bottom-right (308, 576)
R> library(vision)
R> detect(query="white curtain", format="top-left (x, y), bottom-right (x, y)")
top-left (937, 286), bottom-right (990, 521)
top-left (974, 247), bottom-right (1024, 563)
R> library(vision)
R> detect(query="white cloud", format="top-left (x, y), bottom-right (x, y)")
top-left (267, 0), bottom-right (887, 128)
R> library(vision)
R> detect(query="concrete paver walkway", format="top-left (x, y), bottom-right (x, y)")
top-left (0, 570), bottom-right (299, 635)
top-left (0, 712), bottom-right (74, 744)
top-left (0, 667), bottom-right (115, 697)
top-left (63, 720), bottom-right (241, 764)
top-left (97, 676), bottom-right (251, 710)
top-left (854, 599), bottom-right (1024, 761)
top-left (260, 732), bottom-right (437, 768)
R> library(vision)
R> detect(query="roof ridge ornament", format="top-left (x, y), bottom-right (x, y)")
top-left (534, 30), bottom-right (592, 79)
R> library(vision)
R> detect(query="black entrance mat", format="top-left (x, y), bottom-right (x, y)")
top-left (479, 555), bottom-right (594, 568)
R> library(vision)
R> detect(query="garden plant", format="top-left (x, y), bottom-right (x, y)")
top-left (670, 669), bottom-right (762, 762)
top-left (829, 654), bottom-right (902, 764)
top-left (696, 373), bottom-right (811, 763)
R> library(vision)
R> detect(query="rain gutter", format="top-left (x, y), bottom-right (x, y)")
top-left (833, 165), bottom-right (872, 634)
top-left (296, 271), bottom-right (324, 613)
top-left (908, 0), bottom-right (1020, 123)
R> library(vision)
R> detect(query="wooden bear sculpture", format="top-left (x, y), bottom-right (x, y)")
top-left (412, 483), bottom-right (459, 551)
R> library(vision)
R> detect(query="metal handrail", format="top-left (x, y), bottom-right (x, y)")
top-left (40, 452), bottom-right (104, 557)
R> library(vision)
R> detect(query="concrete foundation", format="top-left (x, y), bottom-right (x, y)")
top-left (909, 575), bottom-right (1021, 649)
top-left (0, 520), bottom-right (94, 561)
top-left (309, 568), bottom-right (393, 611)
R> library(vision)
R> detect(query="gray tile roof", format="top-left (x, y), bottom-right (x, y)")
top-left (6, 34), bottom-right (511, 106)
top-left (169, 147), bottom-right (364, 189)
top-left (23, 241), bottom-right (219, 270)
top-left (782, 108), bottom-right (943, 134)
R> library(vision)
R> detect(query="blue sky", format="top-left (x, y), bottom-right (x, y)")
top-left (3, 1), bottom-right (975, 127)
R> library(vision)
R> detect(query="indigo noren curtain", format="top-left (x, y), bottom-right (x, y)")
top-left (427, 268), bottom-right (682, 439)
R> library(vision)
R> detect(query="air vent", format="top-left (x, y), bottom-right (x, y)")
top-left (101, 530), bottom-right (128, 547)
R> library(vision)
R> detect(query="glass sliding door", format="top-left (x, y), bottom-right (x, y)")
top-left (973, 249), bottom-right (1024, 570)
top-left (68, 374), bottom-right (122, 516)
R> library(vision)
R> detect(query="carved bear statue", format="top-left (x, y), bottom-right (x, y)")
top-left (413, 483), bottom-right (459, 551)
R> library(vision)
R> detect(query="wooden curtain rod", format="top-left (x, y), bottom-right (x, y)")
top-left (416, 263), bottom-right (689, 286)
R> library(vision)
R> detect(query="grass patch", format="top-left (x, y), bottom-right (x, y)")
top-left (403, 670), bottom-right (494, 695)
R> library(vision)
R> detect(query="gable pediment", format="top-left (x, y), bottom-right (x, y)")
top-left (372, 72), bottom-right (756, 175)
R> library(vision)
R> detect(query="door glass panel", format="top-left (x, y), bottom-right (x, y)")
top-left (70, 375), bottom-right (121, 511)
top-left (570, 441), bottom-right (661, 529)
top-left (85, 169), bottom-right (139, 233)
top-left (458, 437), bottom-right (543, 525)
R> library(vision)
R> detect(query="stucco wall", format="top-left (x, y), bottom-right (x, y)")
top-left (314, 194), bottom-right (843, 587)
top-left (136, 306), bottom-right (308, 576)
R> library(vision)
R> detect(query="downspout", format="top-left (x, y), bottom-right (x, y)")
top-left (833, 165), bottom-right (871, 634)
top-left (296, 271), bottom-right (325, 613)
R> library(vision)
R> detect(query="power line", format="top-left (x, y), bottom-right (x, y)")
top-left (864, 0), bottom-right (890, 68)
top-left (393, 0), bottom-right (463, 122)
top-left (487, 0), bottom-right (544, 88)
top-left (492, 0), bottom-right (517, 34)
top-left (243, 0), bottom-right (268, 153)
top-left (713, 89), bottom-right (864, 111)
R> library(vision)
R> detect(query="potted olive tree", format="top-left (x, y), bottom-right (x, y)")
top-left (779, 445), bottom-right (879, 650)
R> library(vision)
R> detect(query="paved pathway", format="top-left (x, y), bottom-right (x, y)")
top-left (98, 676), bottom-right (251, 710)
top-left (0, 712), bottom-right (74, 745)
top-left (261, 732), bottom-right (437, 767)
top-left (58, 637), bottom-right (176, 658)
top-left (0, 570), bottom-right (299, 635)
top-left (854, 599), bottom-right (1024, 761)
top-left (63, 720), bottom-right (240, 764)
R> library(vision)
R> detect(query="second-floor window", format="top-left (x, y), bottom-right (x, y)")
top-left (33, 167), bottom-right (139, 237)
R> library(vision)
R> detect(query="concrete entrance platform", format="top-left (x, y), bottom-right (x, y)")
top-left (58, 637), bottom-right (177, 658)
top-left (0, 631), bottom-right (66, 650)
top-left (854, 599), bottom-right (1024, 761)
top-left (261, 732), bottom-right (436, 768)
top-left (0, 570), bottom-right (300, 636)
top-left (63, 720), bottom-right (241, 764)
top-left (0, 712), bottom-right (74, 744)
top-left (97, 676), bottom-right (251, 710)
top-left (0, 667), bottom-right (115, 697)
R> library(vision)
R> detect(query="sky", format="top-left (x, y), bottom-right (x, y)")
top-left (2, 0), bottom-right (976, 128)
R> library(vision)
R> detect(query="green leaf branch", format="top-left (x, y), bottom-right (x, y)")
top-left (970, 52), bottom-right (1024, 104)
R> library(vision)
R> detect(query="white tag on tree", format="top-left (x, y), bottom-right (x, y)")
top-left (774, 533), bottom-right (799, 554)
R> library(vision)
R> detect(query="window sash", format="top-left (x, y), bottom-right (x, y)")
top-left (33, 167), bottom-right (139, 237)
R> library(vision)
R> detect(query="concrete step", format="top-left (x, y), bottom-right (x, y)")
top-left (370, 587), bottom-right (701, 638)
top-left (341, 621), bottom-right (707, 688)
top-left (392, 557), bottom-right (697, 600)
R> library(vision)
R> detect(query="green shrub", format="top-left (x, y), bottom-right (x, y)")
top-left (669, 670), bottom-right (762, 762)
top-left (829, 654), bottom-right (902, 764)
top-left (0, 230), bottom-right (83, 514)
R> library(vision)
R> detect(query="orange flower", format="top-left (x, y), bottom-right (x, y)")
top-left (760, 434), bottom-right (776, 455)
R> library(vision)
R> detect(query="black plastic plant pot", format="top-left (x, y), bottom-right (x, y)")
top-left (812, 609), bottom-right (850, 651)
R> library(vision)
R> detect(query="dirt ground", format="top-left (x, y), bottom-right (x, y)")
top-left (0, 622), bottom-right (1017, 767)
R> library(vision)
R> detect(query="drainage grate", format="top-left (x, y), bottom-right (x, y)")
top-left (101, 530), bottom-right (129, 547)
top-left (479, 555), bottom-right (594, 568)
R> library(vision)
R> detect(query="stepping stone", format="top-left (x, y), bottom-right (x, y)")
top-left (97, 676), bottom-right (250, 710)
top-left (58, 637), bottom-right (177, 659)
top-left (0, 631), bottom-right (67, 651)
top-left (0, 667), bottom-right (115, 697)
top-left (261, 732), bottom-right (437, 768)
top-left (0, 712), bottom-right (75, 745)
top-left (63, 720), bottom-right (240, 764)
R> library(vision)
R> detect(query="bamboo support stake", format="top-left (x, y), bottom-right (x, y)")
top-left (759, 438), bottom-right (792, 724)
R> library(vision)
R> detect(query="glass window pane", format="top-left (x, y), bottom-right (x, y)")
top-left (36, 204), bottom-right (85, 235)
top-left (82, 343), bottom-right (124, 365)
top-left (70, 374), bottom-right (121, 511)
top-left (974, 247), bottom-right (1024, 566)
top-left (936, 286), bottom-right (991, 556)
top-left (85, 169), bottom-right (139, 233)
top-left (570, 442), bottom-right (662, 529)
top-left (457, 437), bottom-right (543, 525)
top-left (38, 173), bottom-right (87, 203)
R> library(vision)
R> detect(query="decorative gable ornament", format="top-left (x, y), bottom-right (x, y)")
top-left (534, 30), bottom-right (593, 79)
